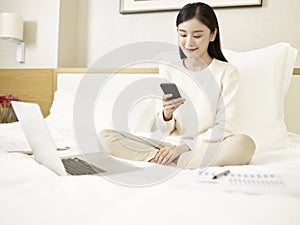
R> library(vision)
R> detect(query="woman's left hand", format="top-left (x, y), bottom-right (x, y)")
top-left (154, 144), bottom-right (190, 165)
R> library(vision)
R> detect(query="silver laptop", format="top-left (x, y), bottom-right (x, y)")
top-left (11, 101), bottom-right (140, 176)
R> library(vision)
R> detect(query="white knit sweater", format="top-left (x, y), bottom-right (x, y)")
top-left (156, 58), bottom-right (239, 149)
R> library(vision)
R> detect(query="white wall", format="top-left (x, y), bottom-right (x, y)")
top-left (0, 0), bottom-right (299, 68)
top-left (285, 76), bottom-right (300, 134)
top-left (79, 0), bottom-right (178, 67)
top-left (80, 0), bottom-right (300, 68)
top-left (0, 0), bottom-right (60, 68)
top-left (218, 0), bottom-right (300, 57)
top-left (57, 0), bottom-right (79, 68)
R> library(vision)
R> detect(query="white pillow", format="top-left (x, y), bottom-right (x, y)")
top-left (47, 90), bottom-right (76, 130)
top-left (223, 43), bottom-right (297, 153)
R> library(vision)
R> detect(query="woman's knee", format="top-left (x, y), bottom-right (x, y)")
top-left (234, 134), bottom-right (256, 162)
top-left (98, 129), bottom-right (115, 153)
top-left (212, 134), bottom-right (256, 166)
top-left (99, 128), bottom-right (114, 138)
top-left (177, 134), bottom-right (256, 169)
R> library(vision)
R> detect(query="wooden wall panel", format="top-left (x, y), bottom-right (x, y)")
top-left (0, 69), bottom-right (53, 117)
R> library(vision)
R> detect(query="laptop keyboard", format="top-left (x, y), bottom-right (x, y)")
top-left (62, 157), bottom-right (106, 175)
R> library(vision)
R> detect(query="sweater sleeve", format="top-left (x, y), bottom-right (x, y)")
top-left (155, 64), bottom-right (180, 135)
top-left (156, 110), bottom-right (176, 134)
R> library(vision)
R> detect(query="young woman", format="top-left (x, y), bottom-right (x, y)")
top-left (99, 2), bottom-right (255, 169)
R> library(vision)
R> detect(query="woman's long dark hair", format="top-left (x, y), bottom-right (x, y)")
top-left (176, 2), bottom-right (227, 62)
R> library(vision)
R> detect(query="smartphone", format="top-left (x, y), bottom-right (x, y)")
top-left (160, 83), bottom-right (182, 101)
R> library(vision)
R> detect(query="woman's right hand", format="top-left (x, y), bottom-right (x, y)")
top-left (162, 94), bottom-right (185, 121)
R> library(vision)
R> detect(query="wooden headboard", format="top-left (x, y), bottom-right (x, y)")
top-left (0, 67), bottom-right (299, 120)
top-left (0, 69), bottom-right (54, 116)
top-left (0, 68), bottom-right (159, 117)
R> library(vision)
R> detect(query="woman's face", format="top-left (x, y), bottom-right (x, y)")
top-left (177, 18), bottom-right (216, 60)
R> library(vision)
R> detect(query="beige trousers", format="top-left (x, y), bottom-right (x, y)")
top-left (98, 129), bottom-right (256, 170)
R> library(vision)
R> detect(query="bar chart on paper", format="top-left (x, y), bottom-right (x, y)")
top-left (197, 167), bottom-right (299, 196)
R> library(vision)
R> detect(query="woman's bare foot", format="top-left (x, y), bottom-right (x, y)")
top-left (149, 158), bottom-right (156, 163)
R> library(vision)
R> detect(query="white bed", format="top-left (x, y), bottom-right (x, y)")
top-left (0, 43), bottom-right (300, 225)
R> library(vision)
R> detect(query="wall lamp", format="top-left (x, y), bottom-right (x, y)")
top-left (0, 12), bottom-right (25, 63)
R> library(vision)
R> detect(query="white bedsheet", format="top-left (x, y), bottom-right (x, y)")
top-left (0, 123), bottom-right (300, 225)
top-left (0, 118), bottom-right (76, 153)
top-left (0, 79), bottom-right (300, 225)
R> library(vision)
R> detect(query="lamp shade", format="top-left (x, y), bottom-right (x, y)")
top-left (0, 12), bottom-right (23, 41)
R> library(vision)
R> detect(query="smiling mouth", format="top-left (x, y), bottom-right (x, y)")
top-left (185, 48), bottom-right (198, 52)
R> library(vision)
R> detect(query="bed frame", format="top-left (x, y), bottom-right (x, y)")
top-left (0, 68), bottom-right (299, 133)
top-left (0, 68), bottom-right (158, 117)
